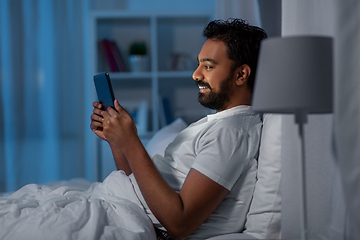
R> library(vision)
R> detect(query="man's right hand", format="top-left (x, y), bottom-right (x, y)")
top-left (90, 101), bottom-right (107, 141)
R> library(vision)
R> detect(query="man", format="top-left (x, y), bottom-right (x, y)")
top-left (91, 19), bottom-right (267, 239)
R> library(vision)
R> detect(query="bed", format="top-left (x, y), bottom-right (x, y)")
top-left (0, 114), bottom-right (281, 240)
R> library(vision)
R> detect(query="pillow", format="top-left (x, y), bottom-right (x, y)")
top-left (145, 118), bottom-right (187, 158)
top-left (244, 114), bottom-right (282, 239)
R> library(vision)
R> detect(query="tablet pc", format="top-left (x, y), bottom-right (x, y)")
top-left (93, 72), bottom-right (115, 110)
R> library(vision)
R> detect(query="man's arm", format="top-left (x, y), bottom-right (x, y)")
top-left (101, 100), bottom-right (229, 239)
top-left (110, 144), bottom-right (132, 175)
top-left (90, 101), bottom-right (132, 175)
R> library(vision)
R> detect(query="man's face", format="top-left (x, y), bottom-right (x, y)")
top-left (193, 39), bottom-right (235, 111)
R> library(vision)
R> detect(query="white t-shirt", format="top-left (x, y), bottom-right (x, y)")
top-left (130, 105), bottom-right (262, 239)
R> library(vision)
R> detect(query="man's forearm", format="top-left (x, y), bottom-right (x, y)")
top-left (121, 136), bottom-right (215, 239)
top-left (120, 137), bottom-right (186, 236)
top-left (110, 144), bottom-right (132, 175)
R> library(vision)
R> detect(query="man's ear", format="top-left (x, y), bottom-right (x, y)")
top-left (235, 64), bottom-right (251, 86)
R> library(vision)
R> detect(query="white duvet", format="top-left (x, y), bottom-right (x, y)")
top-left (0, 171), bottom-right (156, 240)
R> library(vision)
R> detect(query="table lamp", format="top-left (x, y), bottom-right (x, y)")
top-left (252, 36), bottom-right (333, 240)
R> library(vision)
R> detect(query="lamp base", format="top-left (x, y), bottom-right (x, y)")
top-left (295, 111), bottom-right (308, 240)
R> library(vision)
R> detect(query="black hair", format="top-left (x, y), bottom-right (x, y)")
top-left (203, 18), bottom-right (267, 93)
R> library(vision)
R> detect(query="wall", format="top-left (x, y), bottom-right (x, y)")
top-left (91, 0), bottom-right (215, 11)
top-left (281, 1), bottom-right (337, 239)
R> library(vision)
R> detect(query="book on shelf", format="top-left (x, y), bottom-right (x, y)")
top-left (98, 39), bottom-right (127, 72)
top-left (109, 41), bottom-right (127, 72)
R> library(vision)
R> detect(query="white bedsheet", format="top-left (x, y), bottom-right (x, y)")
top-left (0, 171), bottom-right (156, 240)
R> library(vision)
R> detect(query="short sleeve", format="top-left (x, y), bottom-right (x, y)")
top-left (191, 126), bottom-right (254, 190)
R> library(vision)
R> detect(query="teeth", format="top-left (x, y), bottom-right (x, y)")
top-left (199, 86), bottom-right (207, 89)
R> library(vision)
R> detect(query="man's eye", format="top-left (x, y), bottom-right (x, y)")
top-left (205, 65), bottom-right (213, 70)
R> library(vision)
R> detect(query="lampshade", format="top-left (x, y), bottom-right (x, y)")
top-left (252, 36), bottom-right (333, 114)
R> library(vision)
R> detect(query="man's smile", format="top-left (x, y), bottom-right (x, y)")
top-left (199, 85), bottom-right (211, 93)
top-left (196, 80), bottom-right (212, 93)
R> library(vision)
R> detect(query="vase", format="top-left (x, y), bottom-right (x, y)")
top-left (129, 55), bottom-right (150, 72)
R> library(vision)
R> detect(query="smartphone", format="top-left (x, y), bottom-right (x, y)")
top-left (93, 72), bottom-right (115, 110)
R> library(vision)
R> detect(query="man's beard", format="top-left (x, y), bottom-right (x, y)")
top-left (197, 72), bottom-right (233, 111)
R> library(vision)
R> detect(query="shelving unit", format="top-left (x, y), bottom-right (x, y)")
top-left (88, 10), bottom-right (213, 180)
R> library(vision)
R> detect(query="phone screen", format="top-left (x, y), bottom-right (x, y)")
top-left (93, 72), bottom-right (115, 110)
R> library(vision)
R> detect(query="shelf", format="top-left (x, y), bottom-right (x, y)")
top-left (107, 72), bottom-right (152, 79)
top-left (90, 11), bottom-right (212, 131)
top-left (89, 10), bottom-right (213, 180)
top-left (158, 71), bottom-right (194, 78)
top-left (107, 71), bottom-right (195, 80)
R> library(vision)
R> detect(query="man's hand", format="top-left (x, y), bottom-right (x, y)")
top-left (90, 101), bottom-right (107, 141)
top-left (91, 100), bottom-right (133, 175)
top-left (101, 99), bottom-right (138, 150)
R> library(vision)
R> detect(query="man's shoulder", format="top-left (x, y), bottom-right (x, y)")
top-left (211, 111), bottom-right (261, 130)
top-left (195, 113), bottom-right (262, 144)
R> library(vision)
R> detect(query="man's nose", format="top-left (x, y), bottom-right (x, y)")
top-left (192, 65), bottom-right (203, 81)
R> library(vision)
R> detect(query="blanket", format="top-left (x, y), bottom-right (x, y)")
top-left (0, 171), bottom-right (156, 240)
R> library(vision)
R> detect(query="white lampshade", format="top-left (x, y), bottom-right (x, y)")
top-left (252, 36), bottom-right (333, 114)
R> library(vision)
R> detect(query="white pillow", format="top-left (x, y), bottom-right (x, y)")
top-left (244, 114), bottom-right (282, 239)
top-left (145, 118), bottom-right (187, 158)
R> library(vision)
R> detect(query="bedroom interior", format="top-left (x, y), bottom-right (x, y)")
top-left (0, 0), bottom-right (359, 239)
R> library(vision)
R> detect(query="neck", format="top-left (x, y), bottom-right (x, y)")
top-left (217, 90), bottom-right (252, 112)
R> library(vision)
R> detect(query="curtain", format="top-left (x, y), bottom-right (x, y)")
top-left (333, 0), bottom-right (360, 238)
top-left (0, 0), bottom-right (91, 192)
